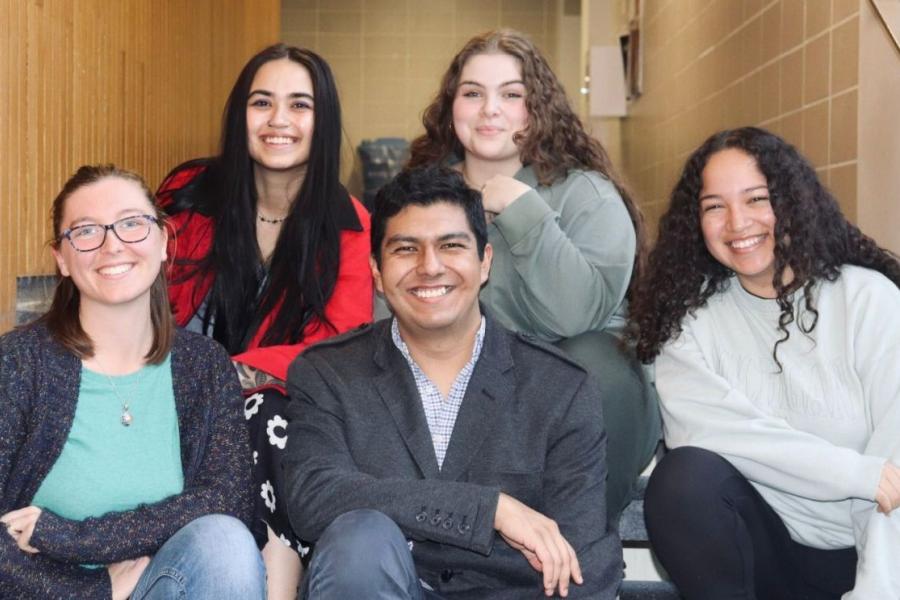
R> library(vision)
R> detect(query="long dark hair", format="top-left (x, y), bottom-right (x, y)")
top-left (408, 29), bottom-right (646, 297)
top-left (164, 44), bottom-right (345, 353)
top-left (630, 127), bottom-right (900, 364)
top-left (42, 165), bottom-right (173, 363)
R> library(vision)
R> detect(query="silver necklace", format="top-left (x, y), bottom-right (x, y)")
top-left (95, 361), bottom-right (143, 427)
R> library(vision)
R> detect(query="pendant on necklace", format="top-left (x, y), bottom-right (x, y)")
top-left (121, 404), bottom-right (133, 427)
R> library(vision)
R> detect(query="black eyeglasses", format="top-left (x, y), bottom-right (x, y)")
top-left (58, 214), bottom-right (159, 252)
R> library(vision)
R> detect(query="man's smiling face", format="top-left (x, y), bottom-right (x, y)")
top-left (372, 201), bottom-right (492, 341)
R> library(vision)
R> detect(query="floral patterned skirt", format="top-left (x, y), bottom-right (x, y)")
top-left (244, 387), bottom-right (312, 561)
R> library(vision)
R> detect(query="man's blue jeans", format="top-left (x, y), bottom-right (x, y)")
top-left (130, 514), bottom-right (265, 599)
top-left (304, 509), bottom-right (443, 600)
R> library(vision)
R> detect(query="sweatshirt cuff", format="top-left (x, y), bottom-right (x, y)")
top-left (493, 189), bottom-right (553, 248)
top-left (851, 454), bottom-right (888, 501)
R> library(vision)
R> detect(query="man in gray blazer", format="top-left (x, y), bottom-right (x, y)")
top-left (283, 166), bottom-right (622, 599)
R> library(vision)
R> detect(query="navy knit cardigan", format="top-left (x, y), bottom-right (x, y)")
top-left (0, 323), bottom-right (253, 598)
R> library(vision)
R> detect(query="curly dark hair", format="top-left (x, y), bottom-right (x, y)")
top-left (630, 127), bottom-right (900, 365)
top-left (407, 29), bottom-right (646, 297)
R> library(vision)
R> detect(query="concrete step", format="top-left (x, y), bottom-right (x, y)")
top-left (617, 475), bottom-right (683, 599)
top-left (619, 475), bottom-right (649, 543)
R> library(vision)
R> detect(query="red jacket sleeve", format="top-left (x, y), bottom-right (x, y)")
top-left (157, 164), bottom-right (215, 327)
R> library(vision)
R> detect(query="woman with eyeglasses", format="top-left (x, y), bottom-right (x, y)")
top-left (630, 127), bottom-right (900, 599)
top-left (0, 165), bottom-right (264, 599)
top-left (408, 29), bottom-right (660, 523)
top-left (156, 43), bottom-right (372, 596)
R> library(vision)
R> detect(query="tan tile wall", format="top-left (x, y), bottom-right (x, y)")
top-left (623, 0), bottom-right (861, 233)
top-left (282, 0), bottom-right (560, 194)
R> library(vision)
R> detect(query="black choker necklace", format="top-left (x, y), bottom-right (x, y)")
top-left (258, 213), bottom-right (287, 224)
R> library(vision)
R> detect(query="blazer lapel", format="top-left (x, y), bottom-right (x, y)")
top-left (372, 322), bottom-right (441, 479)
top-left (438, 318), bottom-right (515, 482)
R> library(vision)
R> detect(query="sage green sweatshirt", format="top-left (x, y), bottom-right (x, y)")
top-left (480, 166), bottom-right (636, 340)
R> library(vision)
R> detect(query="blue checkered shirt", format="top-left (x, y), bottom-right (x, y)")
top-left (391, 317), bottom-right (486, 469)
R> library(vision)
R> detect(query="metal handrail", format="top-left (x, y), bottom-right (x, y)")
top-left (870, 0), bottom-right (900, 58)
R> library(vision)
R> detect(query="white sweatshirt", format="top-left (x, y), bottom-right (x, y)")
top-left (656, 265), bottom-right (900, 599)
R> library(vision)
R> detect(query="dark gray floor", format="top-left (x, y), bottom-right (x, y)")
top-left (618, 476), bottom-right (682, 600)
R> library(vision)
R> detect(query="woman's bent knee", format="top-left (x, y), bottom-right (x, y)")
top-left (133, 515), bottom-right (265, 600)
top-left (648, 446), bottom-right (730, 493)
top-left (645, 447), bottom-right (735, 520)
top-left (173, 515), bottom-right (265, 595)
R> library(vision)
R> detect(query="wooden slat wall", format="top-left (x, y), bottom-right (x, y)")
top-left (0, 0), bottom-right (280, 331)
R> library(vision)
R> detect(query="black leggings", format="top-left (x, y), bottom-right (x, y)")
top-left (645, 447), bottom-right (857, 600)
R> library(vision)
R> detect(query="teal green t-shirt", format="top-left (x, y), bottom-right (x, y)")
top-left (33, 355), bottom-right (183, 521)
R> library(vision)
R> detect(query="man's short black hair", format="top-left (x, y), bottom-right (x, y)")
top-left (371, 165), bottom-right (488, 267)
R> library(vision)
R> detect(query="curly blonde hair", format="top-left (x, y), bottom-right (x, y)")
top-left (408, 29), bottom-right (645, 296)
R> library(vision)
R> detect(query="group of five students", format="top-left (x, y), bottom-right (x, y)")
top-left (0, 28), bottom-right (897, 600)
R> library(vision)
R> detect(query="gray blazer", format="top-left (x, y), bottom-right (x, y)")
top-left (283, 316), bottom-right (622, 599)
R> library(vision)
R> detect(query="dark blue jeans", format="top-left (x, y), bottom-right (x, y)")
top-left (645, 447), bottom-right (857, 600)
top-left (130, 514), bottom-right (265, 599)
top-left (303, 509), bottom-right (444, 600)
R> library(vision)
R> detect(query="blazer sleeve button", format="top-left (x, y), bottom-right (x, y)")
top-left (456, 517), bottom-right (471, 535)
top-left (415, 506), bottom-right (428, 523)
